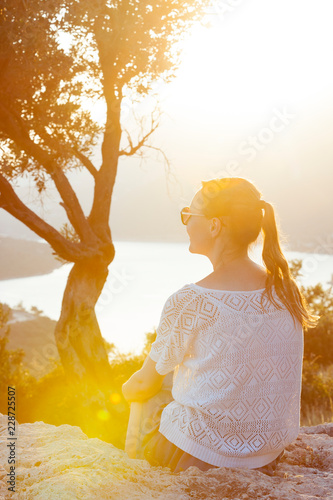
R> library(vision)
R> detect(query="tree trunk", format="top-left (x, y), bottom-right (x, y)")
top-left (54, 258), bottom-right (112, 389)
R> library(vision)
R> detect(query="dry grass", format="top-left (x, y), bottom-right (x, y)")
top-left (301, 398), bottom-right (333, 427)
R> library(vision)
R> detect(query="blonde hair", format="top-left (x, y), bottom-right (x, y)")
top-left (198, 177), bottom-right (319, 330)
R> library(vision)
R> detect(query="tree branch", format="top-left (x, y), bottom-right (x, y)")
top-left (86, 94), bottom-right (122, 234)
top-left (119, 113), bottom-right (160, 157)
top-left (0, 102), bottom-right (99, 245)
top-left (0, 173), bottom-right (101, 262)
top-left (70, 147), bottom-right (99, 179)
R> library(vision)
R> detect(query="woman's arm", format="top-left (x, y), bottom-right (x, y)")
top-left (121, 354), bottom-right (166, 403)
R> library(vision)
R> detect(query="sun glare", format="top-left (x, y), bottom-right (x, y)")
top-left (159, 0), bottom-right (333, 126)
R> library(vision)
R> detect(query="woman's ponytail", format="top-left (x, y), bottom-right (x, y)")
top-left (261, 201), bottom-right (320, 330)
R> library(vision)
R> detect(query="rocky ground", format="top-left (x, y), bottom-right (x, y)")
top-left (0, 414), bottom-right (332, 500)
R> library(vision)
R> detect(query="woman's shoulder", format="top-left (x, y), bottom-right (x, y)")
top-left (165, 282), bottom-right (287, 317)
top-left (165, 283), bottom-right (199, 302)
top-left (155, 285), bottom-right (197, 326)
top-left (162, 284), bottom-right (202, 311)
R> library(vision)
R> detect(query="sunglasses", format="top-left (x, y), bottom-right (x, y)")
top-left (180, 206), bottom-right (206, 225)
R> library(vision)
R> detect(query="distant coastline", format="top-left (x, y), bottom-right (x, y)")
top-left (0, 237), bottom-right (62, 280)
top-left (1, 234), bottom-right (332, 281)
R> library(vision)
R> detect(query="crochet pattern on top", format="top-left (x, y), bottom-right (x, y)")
top-left (149, 283), bottom-right (304, 469)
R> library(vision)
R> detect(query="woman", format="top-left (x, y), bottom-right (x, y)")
top-left (122, 177), bottom-right (319, 474)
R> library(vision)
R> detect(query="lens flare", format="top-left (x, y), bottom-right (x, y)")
top-left (97, 409), bottom-right (110, 421)
top-left (110, 393), bottom-right (121, 404)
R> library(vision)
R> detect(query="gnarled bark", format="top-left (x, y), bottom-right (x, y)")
top-left (54, 254), bottom-right (114, 388)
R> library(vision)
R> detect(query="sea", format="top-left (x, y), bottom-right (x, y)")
top-left (0, 241), bottom-right (333, 356)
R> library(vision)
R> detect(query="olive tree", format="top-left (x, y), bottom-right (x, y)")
top-left (0, 0), bottom-right (212, 387)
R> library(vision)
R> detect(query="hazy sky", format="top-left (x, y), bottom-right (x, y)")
top-left (2, 0), bottom-right (333, 246)
top-left (119, 0), bottom-right (333, 186)
top-left (107, 0), bottom-right (333, 246)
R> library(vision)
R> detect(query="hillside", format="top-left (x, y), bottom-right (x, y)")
top-left (0, 237), bottom-right (62, 280)
top-left (5, 308), bottom-right (59, 379)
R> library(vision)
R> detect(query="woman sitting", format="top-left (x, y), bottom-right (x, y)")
top-left (122, 176), bottom-right (319, 474)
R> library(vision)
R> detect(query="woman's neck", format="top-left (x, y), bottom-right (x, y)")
top-left (211, 252), bottom-right (250, 273)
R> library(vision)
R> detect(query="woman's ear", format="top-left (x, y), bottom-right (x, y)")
top-left (210, 217), bottom-right (224, 236)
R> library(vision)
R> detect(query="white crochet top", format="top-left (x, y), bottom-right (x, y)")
top-left (148, 283), bottom-right (304, 469)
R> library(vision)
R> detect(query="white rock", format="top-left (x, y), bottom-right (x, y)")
top-left (0, 413), bottom-right (332, 500)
